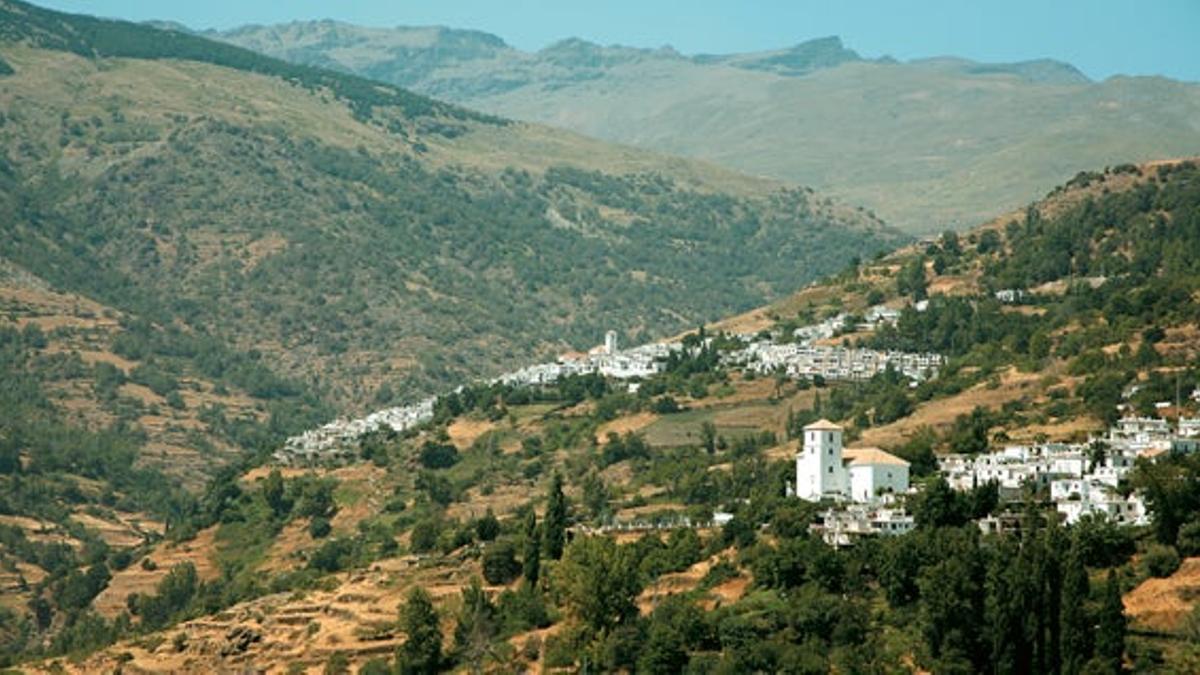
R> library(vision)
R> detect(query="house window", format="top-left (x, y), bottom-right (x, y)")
top-left (828, 466), bottom-right (833, 474)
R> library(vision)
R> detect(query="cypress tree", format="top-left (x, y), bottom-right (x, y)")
top-left (543, 473), bottom-right (567, 560)
top-left (1061, 540), bottom-right (1092, 675)
top-left (522, 510), bottom-right (541, 584)
top-left (1096, 569), bottom-right (1126, 674)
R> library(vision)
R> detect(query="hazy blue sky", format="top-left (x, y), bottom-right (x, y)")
top-left (34, 0), bottom-right (1200, 82)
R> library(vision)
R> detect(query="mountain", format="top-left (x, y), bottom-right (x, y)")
top-left (0, 0), bottom-right (904, 416)
top-left (216, 21), bottom-right (1200, 233)
top-left (0, 0), bottom-right (905, 636)
top-left (13, 158), bottom-right (1200, 673)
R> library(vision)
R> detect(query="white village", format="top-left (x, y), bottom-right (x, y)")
top-left (274, 301), bottom-right (1198, 549)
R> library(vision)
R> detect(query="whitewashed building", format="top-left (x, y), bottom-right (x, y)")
top-left (795, 420), bottom-right (910, 503)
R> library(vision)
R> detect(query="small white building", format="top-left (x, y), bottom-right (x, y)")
top-left (844, 447), bottom-right (911, 502)
top-left (795, 420), bottom-right (910, 503)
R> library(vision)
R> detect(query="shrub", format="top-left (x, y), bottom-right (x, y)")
top-left (1176, 521), bottom-right (1200, 556)
top-left (482, 541), bottom-right (521, 585)
top-left (1142, 544), bottom-right (1181, 579)
top-left (308, 516), bottom-right (332, 539)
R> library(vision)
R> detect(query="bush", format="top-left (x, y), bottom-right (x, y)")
top-left (418, 440), bottom-right (460, 469)
top-left (410, 519), bottom-right (441, 554)
top-left (1142, 544), bottom-right (1181, 579)
top-left (1177, 521), bottom-right (1200, 556)
top-left (308, 516), bottom-right (332, 539)
top-left (482, 541), bottom-right (520, 585)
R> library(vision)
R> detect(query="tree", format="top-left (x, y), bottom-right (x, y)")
top-left (453, 578), bottom-right (497, 672)
top-left (1061, 541), bottom-right (1092, 675)
top-left (581, 471), bottom-right (609, 520)
top-left (556, 536), bottom-right (642, 634)
top-left (475, 509), bottom-right (500, 542)
top-left (638, 621), bottom-right (688, 674)
top-left (396, 587), bottom-right (442, 675)
top-left (482, 541), bottom-right (520, 586)
top-left (522, 511), bottom-right (541, 585)
top-left (543, 474), bottom-right (567, 560)
top-left (262, 468), bottom-right (289, 518)
top-left (918, 548), bottom-right (985, 672)
top-left (700, 421), bottom-right (717, 455)
top-left (1096, 569), bottom-right (1126, 674)
top-left (896, 257), bottom-right (928, 302)
top-left (295, 479), bottom-right (337, 520)
top-left (418, 440), bottom-right (460, 469)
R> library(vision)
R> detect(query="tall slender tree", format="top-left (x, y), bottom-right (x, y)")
top-left (543, 473), bottom-right (567, 560)
top-left (1096, 569), bottom-right (1126, 674)
top-left (522, 510), bottom-right (541, 584)
top-left (1061, 540), bottom-right (1093, 675)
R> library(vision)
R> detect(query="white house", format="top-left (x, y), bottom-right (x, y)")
top-left (795, 420), bottom-right (910, 503)
top-left (844, 448), bottom-right (911, 502)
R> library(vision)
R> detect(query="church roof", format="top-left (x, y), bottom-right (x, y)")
top-left (843, 447), bottom-right (909, 467)
top-left (804, 418), bottom-right (842, 431)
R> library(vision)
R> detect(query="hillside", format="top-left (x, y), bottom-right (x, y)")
top-left (0, 0), bottom-right (903, 419)
top-left (8, 160), bottom-right (1200, 672)
top-left (0, 3), bottom-right (907, 666)
top-left (214, 22), bottom-right (1200, 234)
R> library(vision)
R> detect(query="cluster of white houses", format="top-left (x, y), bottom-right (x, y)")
top-left (798, 415), bottom-right (1200, 546)
top-left (273, 398), bottom-right (436, 466)
top-left (735, 342), bottom-right (942, 383)
top-left (274, 310), bottom-right (944, 465)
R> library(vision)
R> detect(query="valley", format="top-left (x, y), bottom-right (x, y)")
top-left (2, 1), bottom-right (1200, 672)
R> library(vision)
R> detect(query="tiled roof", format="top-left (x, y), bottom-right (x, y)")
top-left (804, 418), bottom-right (842, 431)
top-left (843, 447), bottom-right (909, 467)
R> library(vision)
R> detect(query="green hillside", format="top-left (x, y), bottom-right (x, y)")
top-left (0, 0), bottom-right (903, 417)
top-left (217, 22), bottom-right (1200, 233)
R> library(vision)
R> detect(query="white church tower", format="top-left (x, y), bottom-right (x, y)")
top-left (795, 419), bottom-right (847, 501)
top-left (604, 330), bottom-right (619, 355)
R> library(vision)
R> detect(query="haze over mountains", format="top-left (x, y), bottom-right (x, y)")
top-left (215, 21), bottom-right (1200, 232)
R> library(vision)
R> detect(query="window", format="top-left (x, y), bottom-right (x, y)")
top-left (828, 466), bottom-right (833, 474)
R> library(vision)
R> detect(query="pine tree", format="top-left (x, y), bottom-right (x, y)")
top-left (1096, 569), bottom-right (1126, 674)
top-left (543, 473), bottom-right (567, 560)
top-left (522, 510), bottom-right (540, 584)
top-left (397, 587), bottom-right (442, 675)
top-left (1060, 540), bottom-right (1092, 675)
top-left (453, 577), bottom-right (496, 672)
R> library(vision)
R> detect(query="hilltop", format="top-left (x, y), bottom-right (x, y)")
top-left (215, 21), bottom-right (1200, 233)
top-left (7, 160), bottom-right (1200, 672)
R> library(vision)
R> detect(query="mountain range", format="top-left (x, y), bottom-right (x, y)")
top-left (214, 21), bottom-right (1200, 233)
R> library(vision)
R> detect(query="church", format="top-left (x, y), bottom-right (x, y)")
top-left (795, 419), bottom-right (910, 503)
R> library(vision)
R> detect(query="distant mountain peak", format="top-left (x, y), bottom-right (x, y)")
top-left (692, 35), bottom-right (863, 75)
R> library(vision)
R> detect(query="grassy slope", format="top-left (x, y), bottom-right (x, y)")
top-left (220, 22), bottom-right (1200, 234)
